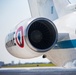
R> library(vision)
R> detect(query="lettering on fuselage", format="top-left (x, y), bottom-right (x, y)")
top-left (16, 26), bottom-right (24, 48)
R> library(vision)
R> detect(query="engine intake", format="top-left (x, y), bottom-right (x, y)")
top-left (25, 18), bottom-right (58, 52)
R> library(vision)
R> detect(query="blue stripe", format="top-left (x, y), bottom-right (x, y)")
top-left (57, 39), bottom-right (76, 49)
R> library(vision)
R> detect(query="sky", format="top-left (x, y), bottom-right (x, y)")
top-left (0, 0), bottom-right (76, 64)
top-left (0, 0), bottom-right (50, 64)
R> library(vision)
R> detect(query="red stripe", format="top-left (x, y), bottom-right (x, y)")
top-left (16, 26), bottom-right (24, 48)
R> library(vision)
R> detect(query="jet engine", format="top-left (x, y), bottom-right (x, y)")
top-left (5, 17), bottom-right (58, 59)
top-left (25, 18), bottom-right (58, 52)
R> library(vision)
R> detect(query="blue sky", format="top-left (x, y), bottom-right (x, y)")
top-left (0, 0), bottom-right (76, 64)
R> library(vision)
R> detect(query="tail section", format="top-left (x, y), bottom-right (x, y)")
top-left (53, 0), bottom-right (76, 17)
top-left (28, 0), bottom-right (58, 21)
top-left (53, 0), bottom-right (70, 17)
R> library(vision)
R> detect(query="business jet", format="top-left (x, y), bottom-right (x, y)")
top-left (5, 0), bottom-right (76, 68)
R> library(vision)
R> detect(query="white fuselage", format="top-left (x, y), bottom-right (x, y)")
top-left (46, 12), bottom-right (76, 67)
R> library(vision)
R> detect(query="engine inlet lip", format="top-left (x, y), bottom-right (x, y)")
top-left (25, 17), bottom-right (58, 52)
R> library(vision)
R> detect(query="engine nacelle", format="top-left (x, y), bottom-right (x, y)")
top-left (5, 17), bottom-right (58, 59)
top-left (26, 18), bottom-right (58, 52)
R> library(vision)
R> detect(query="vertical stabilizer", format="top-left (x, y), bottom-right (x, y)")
top-left (28, 0), bottom-right (58, 21)
top-left (53, 0), bottom-right (70, 17)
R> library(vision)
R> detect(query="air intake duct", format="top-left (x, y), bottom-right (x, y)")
top-left (26, 18), bottom-right (58, 52)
